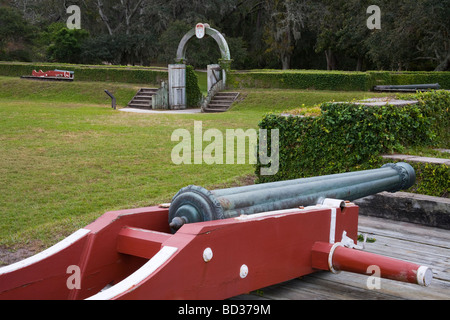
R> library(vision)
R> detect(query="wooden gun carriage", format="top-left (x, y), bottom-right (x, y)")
top-left (0, 163), bottom-right (432, 300)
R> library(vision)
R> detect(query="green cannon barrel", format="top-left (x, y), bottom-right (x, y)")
top-left (373, 83), bottom-right (440, 92)
top-left (168, 163), bottom-right (416, 231)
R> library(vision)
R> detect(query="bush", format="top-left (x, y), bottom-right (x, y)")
top-left (257, 90), bottom-right (449, 197)
top-left (0, 7), bottom-right (35, 62)
top-left (47, 28), bottom-right (89, 63)
top-left (404, 162), bottom-right (449, 197)
top-left (407, 90), bottom-right (450, 148)
top-left (186, 65), bottom-right (202, 108)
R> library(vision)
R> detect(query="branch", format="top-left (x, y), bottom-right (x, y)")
top-left (96, 0), bottom-right (114, 35)
top-left (129, 0), bottom-right (144, 20)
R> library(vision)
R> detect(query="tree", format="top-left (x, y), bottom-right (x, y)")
top-left (0, 6), bottom-right (35, 61)
top-left (364, 0), bottom-right (420, 71)
top-left (95, 0), bottom-right (145, 35)
top-left (47, 26), bottom-right (89, 63)
top-left (157, 20), bottom-right (192, 64)
top-left (2, 0), bottom-right (449, 71)
top-left (263, 0), bottom-right (308, 69)
top-left (410, 0), bottom-right (450, 71)
top-left (364, 0), bottom-right (450, 71)
top-left (334, 0), bottom-right (372, 71)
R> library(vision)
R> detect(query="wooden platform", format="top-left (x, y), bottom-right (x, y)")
top-left (235, 215), bottom-right (450, 300)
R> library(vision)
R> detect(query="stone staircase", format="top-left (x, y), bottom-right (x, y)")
top-left (202, 92), bottom-right (240, 113)
top-left (127, 88), bottom-right (158, 109)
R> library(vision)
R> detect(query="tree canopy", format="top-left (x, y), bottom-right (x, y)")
top-left (1, 0), bottom-right (449, 71)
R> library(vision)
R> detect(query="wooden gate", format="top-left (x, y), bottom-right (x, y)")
top-left (168, 64), bottom-right (186, 110)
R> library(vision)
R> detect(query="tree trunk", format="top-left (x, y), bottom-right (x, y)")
top-left (325, 49), bottom-right (337, 70)
top-left (96, 0), bottom-right (113, 35)
top-left (281, 54), bottom-right (290, 70)
top-left (435, 51), bottom-right (450, 71)
top-left (356, 56), bottom-right (363, 71)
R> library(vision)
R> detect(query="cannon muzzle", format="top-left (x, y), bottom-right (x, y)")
top-left (169, 162), bottom-right (416, 231)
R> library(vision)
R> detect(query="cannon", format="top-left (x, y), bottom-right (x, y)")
top-left (168, 162), bottom-right (416, 231)
top-left (0, 163), bottom-right (433, 300)
top-left (373, 83), bottom-right (440, 92)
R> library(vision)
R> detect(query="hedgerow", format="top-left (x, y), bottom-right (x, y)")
top-left (228, 70), bottom-right (450, 91)
top-left (186, 65), bottom-right (202, 108)
top-left (0, 61), bottom-right (167, 84)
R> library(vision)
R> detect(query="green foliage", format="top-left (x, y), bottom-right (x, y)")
top-left (366, 157), bottom-right (449, 197)
top-left (47, 28), bottom-right (89, 63)
top-left (80, 33), bottom-right (159, 66)
top-left (228, 70), bottom-right (370, 91)
top-left (3, 0), bottom-right (450, 71)
top-left (186, 65), bottom-right (202, 108)
top-left (257, 90), bottom-right (449, 197)
top-left (157, 20), bottom-right (192, 65)
top-left (403, 90), bottom-right (450, 148)
top-left (405, 162), bottom-right (449, 197)
top-left (0, 6), bottom-right (35, 61)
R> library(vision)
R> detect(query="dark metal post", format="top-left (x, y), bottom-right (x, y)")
top-left (104, 90), bottom-right (116, 109)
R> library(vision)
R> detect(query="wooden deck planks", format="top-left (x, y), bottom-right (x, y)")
top-left (235, 215), bottom-right (450, 300)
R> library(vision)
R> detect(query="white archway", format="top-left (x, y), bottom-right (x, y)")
top-left (168, 23), bottom-right (232, 110)
top-left (175, 23), bottom-right (231, 63)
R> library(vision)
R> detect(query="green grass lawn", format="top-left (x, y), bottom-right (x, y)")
top-left (0, 75), bottom-right (391, 250)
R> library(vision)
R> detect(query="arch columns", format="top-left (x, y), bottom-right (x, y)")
top-left (168, 24), bottom-right (232, 109)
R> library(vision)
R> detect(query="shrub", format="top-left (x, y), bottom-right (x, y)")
top-left (185, 65), bottom-right (202, 108)
top-left (404, 162), bottom-right (449, 197)
top-left (407, 90), bottom-right (450, 148)
top-left (257, 91), bottom-right (449, 197)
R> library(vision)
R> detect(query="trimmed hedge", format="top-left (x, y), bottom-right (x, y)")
top-left (3, 62), bottom-right (449, 91)
top-left (228, 69), bottom-right (450, 91)
top-left (404, 161), bottom-right (449, 198)
top-left (402, 90), bottom-right (450, 147)
top-left (257, 91), bottom-right (450, 197)
top-left (0, 61), bottom-right (168, 85)
top-left (228, 70), bottom-right (370, 91)
top-left (186, 65), bottom-right (202, 108)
